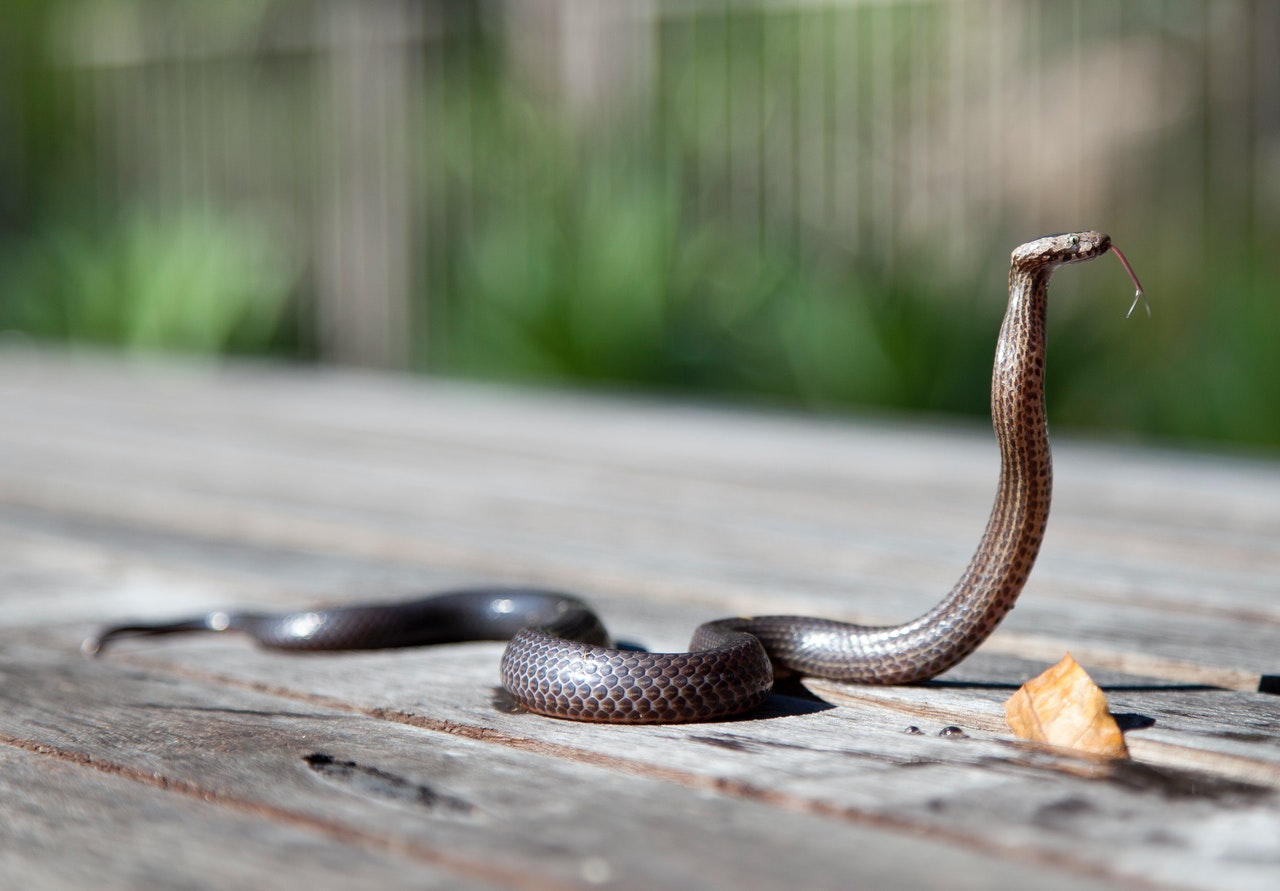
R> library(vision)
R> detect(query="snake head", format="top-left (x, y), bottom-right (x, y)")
top-left (1012, 231), bottom-right (1111, 271)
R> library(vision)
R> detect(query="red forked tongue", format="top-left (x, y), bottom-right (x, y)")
top-left (1110, 245), bottom-right (1149, 318)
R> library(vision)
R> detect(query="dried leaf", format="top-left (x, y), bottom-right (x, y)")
top-left (1004, 653), bottom-right (1129, 758)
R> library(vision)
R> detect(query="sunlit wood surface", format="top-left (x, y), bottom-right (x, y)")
top-left (2, 351), bottom-right (1278, 890)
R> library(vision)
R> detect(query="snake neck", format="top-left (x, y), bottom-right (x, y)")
top-left (738, 262), bottom-right (1059, 684)
top-left (914, 264), bottom-right (1053, 658)
top-left (855, 263), bottom-right (1052, 680)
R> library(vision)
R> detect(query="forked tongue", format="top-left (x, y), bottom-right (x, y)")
top-left (1109, 245), bottom-right (1149, 318)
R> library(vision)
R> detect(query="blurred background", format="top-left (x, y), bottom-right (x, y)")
top-left (0, 0), bottom-right (1276, 450)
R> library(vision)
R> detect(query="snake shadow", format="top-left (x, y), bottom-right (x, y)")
top-left (755, 677), bottom-right (840, 719)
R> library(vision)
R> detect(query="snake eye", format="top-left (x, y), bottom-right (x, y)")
top-left (1068, 235), bottom-right (1081, 246)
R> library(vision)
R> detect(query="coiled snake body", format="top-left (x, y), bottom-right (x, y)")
top-left (86, 232), bottom-right (1142, 724)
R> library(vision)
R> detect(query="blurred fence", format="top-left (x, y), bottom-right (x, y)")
top-left (3, 0), bottom-right (1279, 444)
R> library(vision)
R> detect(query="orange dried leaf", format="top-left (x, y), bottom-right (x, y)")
top-left (1004, 653), bottom-right (1129, 758)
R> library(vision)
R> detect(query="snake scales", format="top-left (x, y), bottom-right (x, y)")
top-left (86, 231), bottom-right (1144, 724)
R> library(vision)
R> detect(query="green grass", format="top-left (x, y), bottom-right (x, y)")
top-left (0, 207), bottom-right (298, 356)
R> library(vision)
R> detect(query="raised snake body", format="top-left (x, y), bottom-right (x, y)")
top-left (86, 231), bottom-right (1139, 724)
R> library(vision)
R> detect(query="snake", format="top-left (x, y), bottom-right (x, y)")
top-left (84, 231), bottom-right (1144, 724)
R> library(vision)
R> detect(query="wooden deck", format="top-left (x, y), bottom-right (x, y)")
top-left (2, 350), bottom-right (1278, 890)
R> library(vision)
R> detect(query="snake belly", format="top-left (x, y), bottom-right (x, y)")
top-left (85, 232), bottom-right (1121, 724)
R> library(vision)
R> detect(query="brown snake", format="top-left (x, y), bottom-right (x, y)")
top-left (86, 231), bottom-right (1145, 724)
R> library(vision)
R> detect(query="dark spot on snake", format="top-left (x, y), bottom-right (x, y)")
top-left (303, 753), bottom-right (475, 814)
top-left (1258, 675), bottom-right (1280, 695)
top-left (938, 726), bottom-right (968, 739)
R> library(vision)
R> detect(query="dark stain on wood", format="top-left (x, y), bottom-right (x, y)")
top-left (303, 753), bottom-right (476, 816)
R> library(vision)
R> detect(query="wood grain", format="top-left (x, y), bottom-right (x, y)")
top-left (2, 350), bottom-right (1278, 890)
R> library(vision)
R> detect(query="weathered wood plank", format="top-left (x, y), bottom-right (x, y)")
top-left (0, 746), bottom-right (506, 891)
top-left (18, 611), bottom-right (1280, 891)
top-left (3, 351), bottom-right (1280, 890)
top-left (0, 632), bottom-right (1138, 891)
